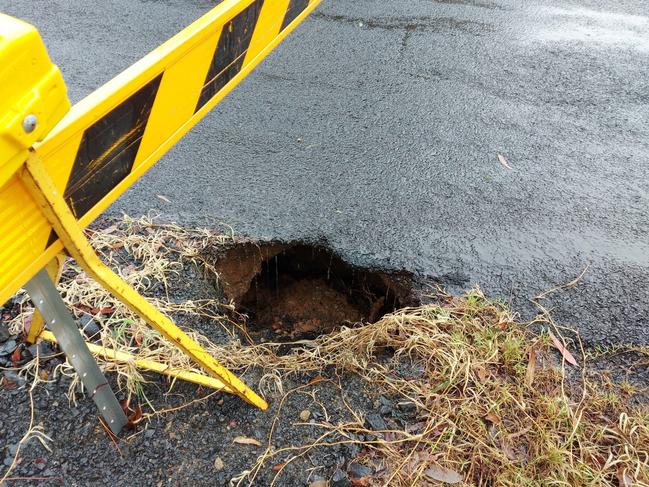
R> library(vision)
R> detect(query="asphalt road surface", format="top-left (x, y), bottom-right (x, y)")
top-left (3, 0), bottom-right (648, 346)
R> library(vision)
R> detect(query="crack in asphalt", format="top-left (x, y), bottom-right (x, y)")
top-left (311, 11), bottom-right (491, 35)
top-left (430, 0), bottom-right (507, 10)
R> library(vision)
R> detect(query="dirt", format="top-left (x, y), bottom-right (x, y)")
top-left (212, 242), bottom-right (418, 340)
top-left (211, 241), bottom-right (287, 304)
top-left (248, 277), bottom-right (363, 338)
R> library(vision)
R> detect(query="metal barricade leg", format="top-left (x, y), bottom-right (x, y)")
top-left (24, 269), bottom-right (128, 434)
top-left (26, 253), bottom-right (66, 344)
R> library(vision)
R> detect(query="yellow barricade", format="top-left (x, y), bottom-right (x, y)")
top-left (0, 0), bottom-right (322, 429)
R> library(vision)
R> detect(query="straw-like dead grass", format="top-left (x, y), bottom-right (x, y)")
top-left (8, 215), bottom-right (649, 486)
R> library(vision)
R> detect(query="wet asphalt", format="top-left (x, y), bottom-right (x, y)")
top-left (2, 0), bottom-right (648, 346)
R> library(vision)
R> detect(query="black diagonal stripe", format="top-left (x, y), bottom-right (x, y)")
top-left (281, 0), bottom-right (309, 31)
top-left (64, 74), bottom-right (163, 219)
top-left (195, 0), bottom-right (264, 113)
top-left (45, 74), bottom-right (163, 249)
top-left (45, 230), bottom-right (59, 249)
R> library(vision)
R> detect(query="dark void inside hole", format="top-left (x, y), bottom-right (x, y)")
top-left (215, 243), bottom-right (416, 340)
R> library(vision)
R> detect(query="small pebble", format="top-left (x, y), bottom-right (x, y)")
top-left (299, 410), bottom-right (311, 422)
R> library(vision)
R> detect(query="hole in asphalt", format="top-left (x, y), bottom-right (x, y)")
top-left (212, 242), bottom-right (418, 340)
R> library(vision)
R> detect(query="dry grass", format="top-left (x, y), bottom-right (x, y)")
top-left (8, 215), bottom-right (649, 486)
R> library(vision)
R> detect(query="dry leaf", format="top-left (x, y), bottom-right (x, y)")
top-left (525, 346), bottom-right (537, 386)
top-left (485, 412), bottom-right (501, 425)
top-left (497, 153), bottom-right (512, 169)
top-left (272, 463), bottom-right (286, 472)
top-left (402, 450), bottom-right (434, 477)
top-left (405, 421), bottom-right (426, 434)
top-left (213, 456), bottom-right (225, 470)
top-left (308, 481), bottom-right (328, 487)
top-left (424, 465), bottom-right (463, 484)
top-left (74, 304), bottom-right (115, 316)
top-left (351, 478), bottom-right (370, 487)
top-left (233, 436), bottom-right (261, 447)
top-left (1, 376), bottom-right (16, 389)
top-left (156, 194), bottom-right (171, 203)
top-left (548, 330), bottom-right (578, 366)
top-left (11, 347), bottom-right (21, 368)
top-left (475, 365), bottom-right (488, 382)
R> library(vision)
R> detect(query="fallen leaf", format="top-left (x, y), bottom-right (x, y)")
top-left (156, 194), bottom-right (171, 203)
top-left (73, 304), bottom-right (114, 316)
top-left (402, 450), bottom-right (434, 477)
top-left (39, 370), bottom-right (49, 381)
top-left (11, 347), bottom-right (21, 367)
top-left (485, 412), bottom-right (501, 425)
top-left (424, 465), bottom-right (463, 484)
top-left (1, 376), bottom-right (16, 389)
top-left (525, 346), bottom-right (537, 386)
top-left (213, 456), bottom-right (224, 470)
top-left (475, 365), bottom-right (488, 382)
top-left (548, 331), bottom-right (578, 366)
top-left (405, 421), bottom-right (426, 434)
top-left (272, 463), bottom-right (286, 472)
top-left (308, 481), bottom-right (328, 487)
top-left (233, 436), bottom-right (261, 447)
top-left (497, 153), bottom-right (512, 169)
top-left (351, 477), bottom-right (370, 486)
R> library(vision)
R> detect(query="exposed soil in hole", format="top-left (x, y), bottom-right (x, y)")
top-left (212, 242), bottom-right (418, 339)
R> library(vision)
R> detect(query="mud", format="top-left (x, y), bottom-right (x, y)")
top-left (212, 242), bottom-right (417, 339)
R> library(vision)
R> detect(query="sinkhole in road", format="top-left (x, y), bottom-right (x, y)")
top-left (212, 242), bottom-right (417, 340)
